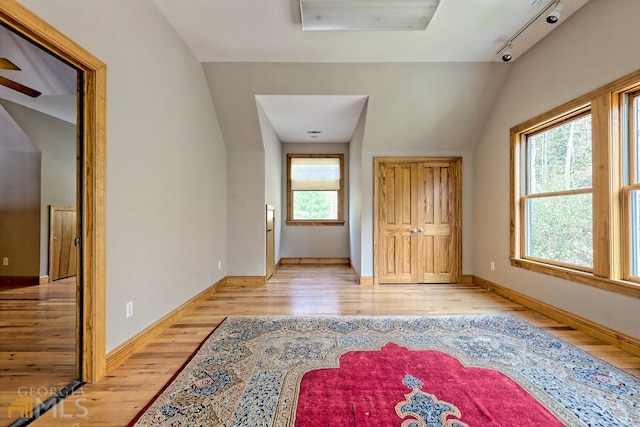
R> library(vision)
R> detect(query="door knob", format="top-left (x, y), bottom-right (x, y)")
top-left (410, 228), bottom-right (418, 233)
top-left (417, 228), bottom-right (424, 232)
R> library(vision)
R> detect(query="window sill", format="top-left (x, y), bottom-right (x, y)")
top-left (510, 258), bottom-right (640, 299)
top-left (286, 220), bottom-right (345, 226)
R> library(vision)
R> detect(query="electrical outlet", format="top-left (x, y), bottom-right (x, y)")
top-left (126, 301), bottom-right (133, 318)
top-left (2, 257), bottom-right (8, 266)
top-left (218, 261), bottom-right (222, 270)
top-left (490, 261), bottom-right (495, 271)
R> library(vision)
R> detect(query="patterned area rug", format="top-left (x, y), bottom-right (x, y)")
top-left (128, 315), bottom-right (639, 426)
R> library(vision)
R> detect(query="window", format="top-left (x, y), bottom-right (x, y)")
top-left (624, 90), bottom-right (640, 282)
top-left (511, 70), bottom-right (640, 298)
top-left (286, 154), bottom-right (344, 225)
top-left (522, 111), bottom-right (593, 270)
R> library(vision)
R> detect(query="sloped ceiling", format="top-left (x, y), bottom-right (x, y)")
top-left (153, 0), bottom-right (589, 62)
top-left (0, 24), bottom-right (77, 124)
top-left (154, 0), bottom-right (589, 150)
top-left (0, 102), bottom-right (38, 152)
top-left (5, 0), bottom-right (591, 151)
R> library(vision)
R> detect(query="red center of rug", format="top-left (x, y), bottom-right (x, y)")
top-left (295, 342), bottom-right (563, 426)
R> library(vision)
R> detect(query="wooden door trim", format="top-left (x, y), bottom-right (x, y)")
top-left (373, 157), bottom-right (462, 285)
top-left (0, 3), bottom-right (107, 381)
top-left (266, 205), bottom-right (275, 280)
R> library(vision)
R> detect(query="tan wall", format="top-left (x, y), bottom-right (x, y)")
top-left (0, 150), bottom-right (40, 277)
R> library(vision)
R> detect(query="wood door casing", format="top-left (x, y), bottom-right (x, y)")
top-left (266, 205), bottom-right (275, 280)
top-left (49, 205), bottom-right (78, 281)
top-left (374, 157), bottom-right (461, 285)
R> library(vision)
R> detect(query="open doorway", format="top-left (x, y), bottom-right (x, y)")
top-left (0, 21), bottom-right (81, 426)
top-left (0, 2), bottom-right (106, 424)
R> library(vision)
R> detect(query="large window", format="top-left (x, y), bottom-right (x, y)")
top-left (286, 154), bottom-right (344, 225)
top-left (523, 111), bottom-right (593, 270)
top-left (511, 70), bottom-right (640, 298)
top-left (624, 90), bottom-right (640, 282)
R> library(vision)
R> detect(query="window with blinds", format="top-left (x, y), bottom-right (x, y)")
top-left (287, 154), bottom-right (344, 225)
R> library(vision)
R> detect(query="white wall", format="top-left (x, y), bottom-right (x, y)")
top-left (474, 0), bottom-right (640, 339)
top-left (257, 100), bottom-right (283, 264)
top-left (0, 104), bottom-right (41, 277)
top-left (349, 103), bottom-right (368, 276)
top-left (281, 143), bottom-right (350, 259)
top-left (227, 150), bottom-right (265, 275)
top-left (0, 150), bottom-right (40, 277)
top-left (23, 0), bottom-right (229, 351)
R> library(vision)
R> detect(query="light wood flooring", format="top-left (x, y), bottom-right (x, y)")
top-left (4, 265), bottom-right (639, 426)
top-left (0, 278), bottom-right (77, 426)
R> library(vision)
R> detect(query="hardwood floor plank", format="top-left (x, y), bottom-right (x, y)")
top-left (0, 278), bottom-right (77, 425)
top-left (4, 264), bottom-right (639, 426)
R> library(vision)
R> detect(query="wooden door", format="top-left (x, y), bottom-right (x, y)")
top-left (266, 205), bottom-right (275, 280)
top-left (49, 205), bottom-right (77, 281)
top-left (417, 162), bottom-right (458, 283)
top-left (379, 162), bottom-right (419, 283)
top-left (375, 158), bottom-right (461, 284)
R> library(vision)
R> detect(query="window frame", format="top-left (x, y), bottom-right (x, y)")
top-left (286, 153), bottom-right (345, 226)
top-left (623, 90), bottom-right (640, 283)
top-left (510, 70), bottom-right (640, 299)
top-left (519, 108), bottom-right (594, 272)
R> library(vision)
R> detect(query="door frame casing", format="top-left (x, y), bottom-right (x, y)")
top-left (373, 157), bottom-right (462, 286)
top-left (0, 3), bottom-right (107, 381)
top-left (266, 205), bottom-right (275, 280)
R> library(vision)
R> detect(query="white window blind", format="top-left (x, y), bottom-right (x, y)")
top-left (291, 157), bottom-right (340, 190)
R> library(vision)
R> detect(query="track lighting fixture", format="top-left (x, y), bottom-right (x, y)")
top-left (496, 0), bottom-right (565, 62)
top-left (501, 44), bottom-right (513, 62)
top-left (546, 0), bottom-right (563, 24)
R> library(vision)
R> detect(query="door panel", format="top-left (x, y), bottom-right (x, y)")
top-left (49, 205), bottom-right (77, 281)
top-left (379, 162), bottom-right (418, 283)
top-left (376, 158), bottom-right (461, 284)
top-left (418, 164), bottom-right (456, 283)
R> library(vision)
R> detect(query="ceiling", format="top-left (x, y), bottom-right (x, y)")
top-left (153, 0), bottom-right (589, 144)
top-left (2, 0), bottom-right (589, 144)
top-left (256, 95), bottom-right (369, 143)
top-left (152, 0), bottom-right (588, 63)
top-left (0, 24), bottom-right (77, 124)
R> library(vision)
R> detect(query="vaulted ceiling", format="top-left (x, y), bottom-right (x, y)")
top-left (153, 0), bottom-right (589, 147)
top-left (0, 24), bottom-right (76, 124)
top-left (2, 0), bottom-right (590, 149)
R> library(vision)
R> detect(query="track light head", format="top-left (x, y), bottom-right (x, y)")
top-left (546, 0), bottom-right (563, 24)
top-left (501, 44), bottom-right (513, 62)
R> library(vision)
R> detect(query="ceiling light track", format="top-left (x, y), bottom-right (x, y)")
top-left (496, 0), bottom-right (562, 62)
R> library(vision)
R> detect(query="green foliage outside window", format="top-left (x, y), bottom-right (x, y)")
top-left (529, 115), bottom-right (592, 193)
top-left (525, 115), bottom-right (593, 268)
top-left (527, 194), bottom-right (593, 268)
top-left (293, 191), bottom-right (337, 220)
